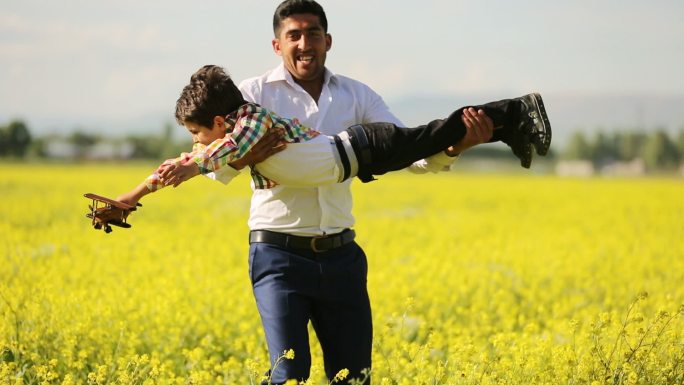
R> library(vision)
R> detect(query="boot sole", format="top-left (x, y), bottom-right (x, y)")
top-left (529, 93), bottom-right (552, 156)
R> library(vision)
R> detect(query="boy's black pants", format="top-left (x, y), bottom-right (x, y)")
top-left (346, 96), bottom-right (524, 182)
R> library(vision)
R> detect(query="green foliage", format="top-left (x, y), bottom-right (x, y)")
top-left (642, 129), bottom-right (681, 170)
top-left (125, 134), bottom-right (166, 159)
top-left (68, 131), bottom-right (99, 159)
top-left (617, 132), bottom-right (647, 161)
top-left (0, 128), bottom-right (7, 157)
top-left (676, 129), bottom-right (684, 158)
top-left (563, 132), bottom-right (592, 160)
top-left (562, 128), bottom-right (682, 171)
top-left (591, 131), bottom-right (618, 165)
top-left (0, 120), bottom-right (32, 158)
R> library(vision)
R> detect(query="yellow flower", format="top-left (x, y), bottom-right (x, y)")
top-left (333, 368), bottom-right (349, 382)
top-left (284, 349), bottom-right (295, 360)
top-left (61, 374), bottom-right (75, 385)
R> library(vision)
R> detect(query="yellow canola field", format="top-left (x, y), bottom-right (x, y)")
top-left (1, 164), bottom-right (683, 385)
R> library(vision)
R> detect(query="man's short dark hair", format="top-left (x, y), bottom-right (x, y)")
top-left (175, 65), bottom-right (246, 128)
top-left (273, 0), bottom-right (328, 36)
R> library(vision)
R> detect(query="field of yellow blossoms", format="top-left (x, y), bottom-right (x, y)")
top-left (1, 163), bottom-right (683, 385)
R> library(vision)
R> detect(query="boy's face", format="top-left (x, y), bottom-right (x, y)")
top-left (272, 13), bottom-right (331, 84)
top-left (185, 118), bottom-right (225, 146)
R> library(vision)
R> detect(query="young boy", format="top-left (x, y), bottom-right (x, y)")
top-left (116, 65), bottom-right (551, 205)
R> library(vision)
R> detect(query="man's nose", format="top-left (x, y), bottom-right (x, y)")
top-left (297, 34), bottom-right (310, 50)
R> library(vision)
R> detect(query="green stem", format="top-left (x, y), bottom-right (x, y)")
top-left (0, 289), bottom-right (21, 362)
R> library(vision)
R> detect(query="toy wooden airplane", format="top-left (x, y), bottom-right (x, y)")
top-left (84, 193), bottom-right (141, 233)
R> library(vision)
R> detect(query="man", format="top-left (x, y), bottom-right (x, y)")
top-left (214, 1), bottom-right (495, 383)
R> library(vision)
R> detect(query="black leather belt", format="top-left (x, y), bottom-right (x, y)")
top-left (249, 229), bottom-right (356, 252)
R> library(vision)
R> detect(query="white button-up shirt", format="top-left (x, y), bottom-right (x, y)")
top-left (211, 64), bottom-right (456, 235)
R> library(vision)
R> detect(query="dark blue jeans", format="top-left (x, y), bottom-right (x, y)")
top-left (249, 241), bottom-right (372, 384)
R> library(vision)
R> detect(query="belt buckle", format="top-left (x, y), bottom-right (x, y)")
top-left (310, 235), bottom-right (327, 253)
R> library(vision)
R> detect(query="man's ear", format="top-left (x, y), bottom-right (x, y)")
top-left (325, 33), bottom-right (332, 52)
top-left (272, 38), bottom-right (283, 56)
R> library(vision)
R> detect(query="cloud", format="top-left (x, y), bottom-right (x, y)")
top-left (0, 14), bottom-right (176, 59)
top-left (0, 12), bottom-right (185, 121)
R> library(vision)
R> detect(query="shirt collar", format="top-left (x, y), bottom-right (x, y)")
top-left (225, 112), bottom-right (237, 131)
top-left (266, 63), bottom-right (337, 89)
top-left (224, 103), bottom-right (257, 132)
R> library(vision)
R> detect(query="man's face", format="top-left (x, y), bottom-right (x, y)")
top-left (272, 13), bottom-right (332, 84)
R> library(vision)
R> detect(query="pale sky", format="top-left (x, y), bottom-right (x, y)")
top-left (1, 0), bottom-right (683, 136)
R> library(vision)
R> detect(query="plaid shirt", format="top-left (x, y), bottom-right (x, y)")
top-left (145, 103), bottom-right (320, 191)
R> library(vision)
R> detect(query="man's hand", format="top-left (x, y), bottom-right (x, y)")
top-left (445, 107), bottom-right (495, 156)
top-left (229, 130), bottom-right (287, 170)
top-left (159, 161), bottom-right (200, 187)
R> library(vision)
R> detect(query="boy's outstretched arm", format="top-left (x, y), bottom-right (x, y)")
top-left (158, 161), bottom-right (200, 188)
top-left (113, 155), bottom-right (199, 207)
top-left (117, 182), bottom-right (152, 206)
top-left (158, 145), bottom-right (274, 187)
top-left (171, 129), bottom-right (286, 186)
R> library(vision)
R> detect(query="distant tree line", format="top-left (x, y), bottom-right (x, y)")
top-left (0, 119), bottom-right (187, 161)
top-left (2, 119), bottom-right (684, 172)
top-left (562, 129), bottom-right (684, 171)
top-left (0, 120), bottom-right (32, 157)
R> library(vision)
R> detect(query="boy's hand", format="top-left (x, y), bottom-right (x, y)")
top-left (230, 130), bottom-right (287, 170)
top-left (159, 161), bottom-right (200, 187)
top-left (446, 108), bottom-right (495, 156)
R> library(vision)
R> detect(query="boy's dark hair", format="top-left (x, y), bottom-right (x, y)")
top-left (273, 0), bottom-right (328, 36)
top-left (175, 65), bottom-right (247, 128)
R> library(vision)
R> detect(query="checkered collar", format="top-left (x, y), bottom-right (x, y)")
top-left (224, 103), bottom-right (258, 132)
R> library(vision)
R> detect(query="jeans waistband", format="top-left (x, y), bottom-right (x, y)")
top-left (249, 229), bottom-right (356, 253)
